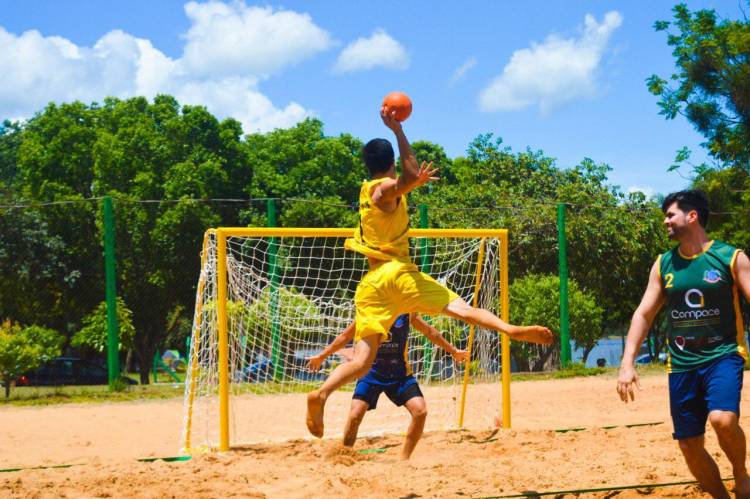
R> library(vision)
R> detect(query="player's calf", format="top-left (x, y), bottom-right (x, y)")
top-left (401, 397), bottom-right (427, 460)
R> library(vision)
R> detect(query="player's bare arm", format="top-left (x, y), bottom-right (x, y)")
top-left (734, 250), bottom-right (750, 302)
top-left (617, 260), bottom-right (666, 403)
top-left (306, 322), bottom-right (356, 372)
top-left (411, 314), bottom-right (468, 362)
top-left (371, 107), bottom-right (439, 209)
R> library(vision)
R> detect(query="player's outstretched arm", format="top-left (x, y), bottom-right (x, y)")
top-left (411, 314), bottom-right (468, 362)
top-left (372, 107), bottom-right (439, 206)
top-left (306, 322), bottom-right (356, 372)
top-left (617, 260), bottom-right (666, 403)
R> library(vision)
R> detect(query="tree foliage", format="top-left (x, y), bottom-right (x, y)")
top-left (412, 134), bottom-right (667, 329)
top-left (510, 274), bottom-right (604, 371)
top-left (648, 3), bottom-right (750, 171)
top-left (0, 93), bottom-right (680, 383)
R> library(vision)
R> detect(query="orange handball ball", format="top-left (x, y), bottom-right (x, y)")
top-left (382, 91), bottom-right (412, 122)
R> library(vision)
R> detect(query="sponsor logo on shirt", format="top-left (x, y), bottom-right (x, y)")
top-left (703, 269), bottom-right (722, 284)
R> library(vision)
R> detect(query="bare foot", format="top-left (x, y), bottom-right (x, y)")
top-left (306, 390), bottom-right (325, 438)
top-left (515, 325), bottom-right (554, 345)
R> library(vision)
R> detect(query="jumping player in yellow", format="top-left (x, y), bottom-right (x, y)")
top-left (305, 105), bottom-right (554, 438)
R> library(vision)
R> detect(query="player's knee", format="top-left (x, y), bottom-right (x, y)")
top-left (410, 404), bottom-right (427, 421)
top-left (677, 436), bottom-right (704, 457)
top-left (444, 299), bottom-right (473, 321)
top-left (708, 411), bottom-right (737, 434)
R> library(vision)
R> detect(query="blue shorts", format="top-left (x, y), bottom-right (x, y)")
top-left (353, 373), bottom-right (423, 410)
top-left (668, 353), bottom-right (745, 440)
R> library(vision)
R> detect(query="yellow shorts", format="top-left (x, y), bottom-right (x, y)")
top-left (354, 260), bottom-right (460, 342)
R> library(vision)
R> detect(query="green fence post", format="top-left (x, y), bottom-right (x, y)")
top-left (557, 203), bottom-right (571, 367)
top-left (418, 204), bottom-right (434, 378)
top-left (267, 199), bottom-right (283, 380)
top-left (102, 196), bottom-right (121, 387)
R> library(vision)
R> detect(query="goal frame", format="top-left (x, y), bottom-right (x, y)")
top-left (184, 227), bottom-right (511, 452)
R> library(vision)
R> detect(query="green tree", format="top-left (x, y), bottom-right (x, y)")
top-left (12, 96), bottom-right (253, 383)
top-left (692, 167), bottom-right (750, 251)
top-left (0, 321), bottom-right (64, 397)
top-left (413, 135), bottom-right (667, 330)
top-left (244, 118), bottom-right (363, 228)
top-left (647, 3), bottom-right (750, 171)
top-left (0, 206), bottom-right (76, 330)
top-left (509, 274), bottom-right (604, 371)
top-left (71, 298), bottom-right (136, 354)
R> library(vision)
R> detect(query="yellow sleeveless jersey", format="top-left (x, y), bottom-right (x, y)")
top-left (344, 177), bottom-right (410, 262)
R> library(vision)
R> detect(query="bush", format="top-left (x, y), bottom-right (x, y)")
top-left (71, 298), bottom-right (135, 353)
top-left (510, 274), bottom-right (604, 370)
top-left (0, 320), bottom-right (64, 397)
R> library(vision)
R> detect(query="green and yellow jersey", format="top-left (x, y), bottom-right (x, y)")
top-left (658, 240), bottom-right (748, 372)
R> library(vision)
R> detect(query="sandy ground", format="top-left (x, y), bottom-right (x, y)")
top-left (1, 371), bottom-right (748, 498)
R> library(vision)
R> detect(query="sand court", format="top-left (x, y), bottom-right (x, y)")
top-left (1, 371), bottom-right (747, 497)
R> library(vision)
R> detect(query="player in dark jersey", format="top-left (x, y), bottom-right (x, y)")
top-left (306, 313), bottom-right (467, 460)
top-left (617, 190), bottom-right (750, 498)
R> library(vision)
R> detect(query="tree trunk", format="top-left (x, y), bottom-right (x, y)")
top-left (4, 378), bottom-right (10, 398)
top-left (581, 345), bottom-right (595, 366)
top-left (124, 348), bottom-right (134, 374)
top-left (531, 345), bottom-right (555, 371)
top-left (511, 353), bottom-right (530, 373)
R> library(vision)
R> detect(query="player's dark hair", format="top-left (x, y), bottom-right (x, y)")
top-left (661, 189), bottom-right (709, 228)
top-left (362, 138), bottom-right (395, 177)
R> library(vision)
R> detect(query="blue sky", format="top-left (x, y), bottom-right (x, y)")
top-left (1, 1), bottom-right (744, 197)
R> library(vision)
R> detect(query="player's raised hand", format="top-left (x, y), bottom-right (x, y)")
top-left (415, 161), bottom-right (440, 187)
top-left (451, 349), bottom-right (469, 362)
top-left (616, 364), bottom-right (641, 403)
top-left (380, 105), bottom-right (403, 133)
top-left (305, 354), bottom-right (324, 372)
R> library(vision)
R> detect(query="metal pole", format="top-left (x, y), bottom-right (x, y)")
top-left (500, 233), bottom-right (511, 428)
top-left (268, 199), bottom-right (282, 380)
top-left (217, 230), bottom-right (230, 451)
top-left (557, 204), bottom-right (571, 367)
top-left (102, 196), bottom-right (121, 387)
top-left (418, 204), bottom-right (434, 379)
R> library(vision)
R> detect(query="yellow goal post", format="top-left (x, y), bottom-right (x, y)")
top-left (182, 227), bottom-right (511, 452)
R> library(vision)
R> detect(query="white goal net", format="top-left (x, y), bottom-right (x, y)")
top-left (182, 228), bottom-right (510, 452)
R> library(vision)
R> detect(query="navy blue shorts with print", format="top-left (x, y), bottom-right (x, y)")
top-left (668, 353), bottom-right (744, 440)
top-left (352, 372), bottom-right (423, 410)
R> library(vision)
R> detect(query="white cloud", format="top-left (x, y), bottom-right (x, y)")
top-left (628, 185), bottom-right (656, 198)
top-left (334, 29), bottom-right (409, 73)
top-left (0, 27), bottom-right (158, 118)
top-left (450, 57), bottom-right (477, 84)
top-left (0, 1), bottom-right (332, 133)
top-left (181, 1), bottom-right (333, 78)
top-left (479, 11), bottom-right (623, 113)
top-left (176, 77), bottom-right (311, 133)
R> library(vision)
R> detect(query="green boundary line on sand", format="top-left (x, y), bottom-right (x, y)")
top-left (469, 422), bottom-right (664, 445)
top-left (0, 464), bottom-right (81, 473)
top-left (0, 456), bottom-right (191, 473)
top-left (485, 477), bottom-right (730, 498)
top-left (137, 456), bottom-right (192, 463)
top-left (554, 421), bottom-right (664, 433)
top-left (357, 448), bottom-right (387, 455)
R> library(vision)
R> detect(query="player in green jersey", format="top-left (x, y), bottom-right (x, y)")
top-left (617, 190), bottom-right (750, 498)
